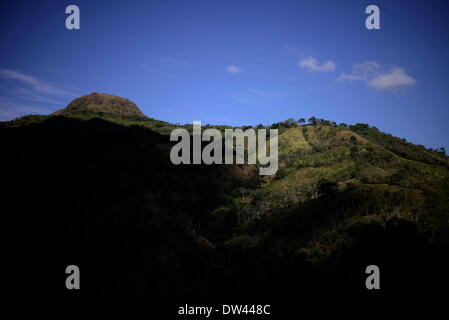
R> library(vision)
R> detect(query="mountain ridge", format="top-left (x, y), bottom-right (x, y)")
top-left (2, 93), bottom-right (449, 299)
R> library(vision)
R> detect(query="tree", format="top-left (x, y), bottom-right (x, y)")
top-left (297, 118), bottom-right (306, 125)
top-left (308, 116), bottom-right (318, 125)
top-left (283, 118), bottom-right (297, 127)
top-left (271, 122), bottom-right (281, 129)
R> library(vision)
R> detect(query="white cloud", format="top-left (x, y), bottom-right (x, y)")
top-left (337, 61), bottom-right (380, 82)
top-left (337, 61), bottom-right (416, 91)
top-left (298, 57), bottom-right (336, 72)
top-left (368, 67), bottom-right (416, 91)
top-left (225, 65), bottom-right (241, 74)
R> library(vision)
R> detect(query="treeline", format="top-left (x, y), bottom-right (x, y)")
top-left (235, 117), bottom-right (447, 158)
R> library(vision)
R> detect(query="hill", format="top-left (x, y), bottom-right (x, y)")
top-left (2, 94), bottom-right (448, 301)
top-left (53, 92), bottom-right (147, 119)
top-left (3, 93), bottom-right (178, 134)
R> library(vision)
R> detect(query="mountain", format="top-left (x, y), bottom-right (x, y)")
top-left (15, 92), bottom-right (178, 134)
top-left (2, 94), bottom-right (448, 302)
top-left (53, 92), bottom-right (147, 119)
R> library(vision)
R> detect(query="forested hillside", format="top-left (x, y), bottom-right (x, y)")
top-left (2, 94), bottom-right (448, 301)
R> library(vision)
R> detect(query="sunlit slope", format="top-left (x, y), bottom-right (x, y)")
top-left (239, 123), bottom-right (449, 224)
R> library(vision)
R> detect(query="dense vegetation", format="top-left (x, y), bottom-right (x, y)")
top-left (2, 95), bottom-right (448, 303)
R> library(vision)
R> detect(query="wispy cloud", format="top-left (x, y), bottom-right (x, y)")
top-left (12, 87), bottom-right (67, 105)
top-left (0, 69), bottom-right (75, 96)
top-left (0, 68), bottom-right (79, 121)
top-left (337, 61), bottom-right (380, 82)
top-left (337, 61), bottom-right (416, 91)
top-left (225, 65), bottom-right (242, 74)
top-left (282, 42), bottom-right (301, 56)
top-left (298, 57), bottom-right (336, 72)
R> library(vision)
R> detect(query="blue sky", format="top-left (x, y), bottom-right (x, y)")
top-left (0, 0), bottom-right (448, 149)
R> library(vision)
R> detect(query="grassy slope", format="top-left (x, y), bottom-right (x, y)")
top-left (228, 123), bottom-right (449, 269)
